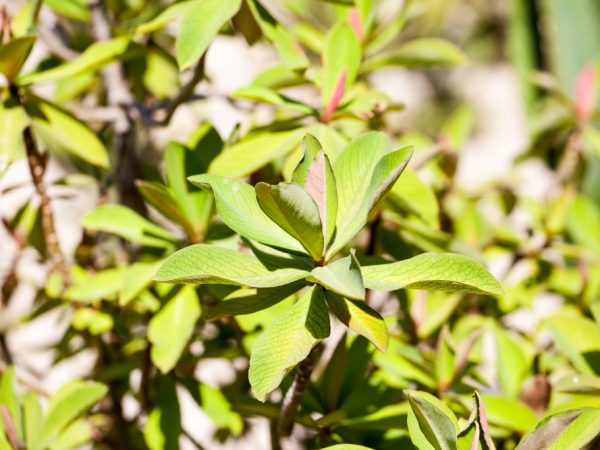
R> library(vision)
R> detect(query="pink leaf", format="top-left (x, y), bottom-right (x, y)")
top-left (349, 7), bottom-right (364, 41)
top-left (470, 422), bottom-right (481, 450)
top-left (575, 63), bottom-right (596, 124)
top-left (322, 66), bottom-right (347, 123)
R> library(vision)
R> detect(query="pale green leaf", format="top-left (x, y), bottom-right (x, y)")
top-left (30, 99), bottom-right (109, 168)
top-left (566, 194), bottom-right (600, 253)
top-left (256, 182), bottom-right (324, 260)
top-left (0, 100), bottom-right (27, 170)
top-left (362, 253), bottom-right (503, 295)
top-left (176, 0), bottom-right (242, 70)
top-left (292, 134), bottom-right (322, 185)
top-left (547, 313), bottom-right (600, 375)
top-left (322, 23), bottom-right (361, 106)
top-left (329, 132), bottom-right (390, 254)
top-left (325, 292), bottom-right (388, 352)
top-left (64, 267), bottom-right (123, 303)
top-left (208, 129), bottom-right (304, 178)
top-left (155, 244), bottom-right (309, 287)
top-left (0, 367), bottom-right (23, 442)
top-left (249, 286), bottom-right (330, 401)
top-left (135, 0), bottom-right (197, 34)
top-left (23, 392), bottom-right (43, 450)
top-left (44, 0), bottom-right (90, 22)
top-left (40, 381), bottom-right (107, 446)
top-left (189, 174), bottom-right (305, 253)
top-left (148, 286), bottom-right (201, 373)
top-left (18, 37), bottom-right (130, 85)
top-left (0, 35), bottom-right (36, 81)
top-left (119, 261), bottom-right (162, 306)
top-left (364, 38), bottom-right (467, 71)
top-left (136, 180), bottom-right (197, 240)
top-left (81, 205), bottom-right (176, 247)
top-left (387, 167), bottom-right (439, 228)
top-left (232, 86), bottom-right (314, 114)
top-left (199, 384), bottom-right (243, 435)
top-left (327, 146), bottom-right (413, 257)
top-left (309, 253), bottom-right (364, 300)
top-left (49, 419), bottom-right (92, 450)
top-left (406, 390), bottom-right (458, 450)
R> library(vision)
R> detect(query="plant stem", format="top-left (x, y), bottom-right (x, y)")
top-left (277, 345), bottom-right (319, 438)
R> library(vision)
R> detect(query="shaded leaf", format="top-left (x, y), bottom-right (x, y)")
top-left (325, 292), bottom-right (388, 352)
top-left (0, 35), bottom-right (36, 81)
top-left (189, 174), bottom-right (305, 253)
top-left (256, 182), bottom-right (324, 260)
top-left (249, 286), bottom-right (330, 401)
top-left (406, 390), bottom-right (458, 450)
top-left (144, 377), bottom-right (180, 450)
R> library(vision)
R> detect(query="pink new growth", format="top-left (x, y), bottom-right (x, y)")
top-left (575, 64), bottom-right (596, 124)
top-left (322, 67), bottom-right (347, 123)
top-left (349, 7), bottom-right (364, 41)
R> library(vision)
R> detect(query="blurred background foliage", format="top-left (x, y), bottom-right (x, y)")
top-left (1, 0), bottom-right (600, 449)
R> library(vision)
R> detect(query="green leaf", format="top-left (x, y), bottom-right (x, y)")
top-left (325, 292), bottom-right (388, 352)
top-left (364, 38), bottom-right (467, 71)
top-left (249, 286), bottom-right (330, 401)
top-left (148, 286), bottom-right (201, 373)
top-left (0, 35), bottom-right (36, 81)
top-left (199, 384), bottom-right (244, 435)
top-left (566, 194), bottom-right (600, 254)
top-left (155, 244), bottom-right (309, 287)
top-left (293, 135), bottom-right (338, 247)
top-left (40, 381), bottom-right (107, 446)
top-left (322, 23), bottom-right (361, 106)
top-left (135, 1), bottom-right (197, 34)
top-left (136, 180), bottom-right (197, 240)
top-left (480, 395), bottom-right (536, 433)
top-left (256, 182), bottom-right (324, 260)
top-left (517, 408), bottom-right (600, 450)
top-left (49, 419), bottom-right (92, 450)
top-left (362, 253), bottom-right (503, 295)
top-left (144, 377), bottom-right (180, 450)
top-left (18, 37), bottom-right (130, 85)
top-left (189, 174), bottom-right (305, 253)
top-left (30, 99), bottom-right (109, 168)
top-left (64, 267), bottom-right (123, 303)
top-left (0, 367), bottom-right (23, 442)
top-left (44, 0), bottom-right (90, 22)
top-left (119, 261), bottom-right (162, 306)
top-left (23, 392), bottom-right (43, 450)
top-left (387, 167), bottom-right (439, 228)
top-left (176, 0), bottom-right (242, 70)
top-left (232, 86), bottom-right (314, 114)
top-left (0, 100), bottom-right (27, 171)
top-left (406, 390), bottom-right (458, 450)
top-left (246, 0), bottom-right (308, 70)
top-left (329, 132), bottom-right (390, 251)
top-left (203, 283), bottom-right (303, 320)
top-left (555, 373), bottom-right (600, 394)
top-left (320, 446), bottom-right (374, 450)
top-left (81, 205), bottom-right (176, 247)
top-left (208, 129), bottom-right (304, 178)
top-left (547, 313), bottom-right (600, 375)
top-left (309, 253), bottom-right (364, 300)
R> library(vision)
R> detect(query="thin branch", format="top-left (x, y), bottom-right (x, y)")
top-left (556, 131), bottom-right (582, 184)
top-left (277, 346), bottom-right (320, 438)
top-left (157, 56), bottom-right (206, 126)
top-left (182, 428), bottom-right (207, 450)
